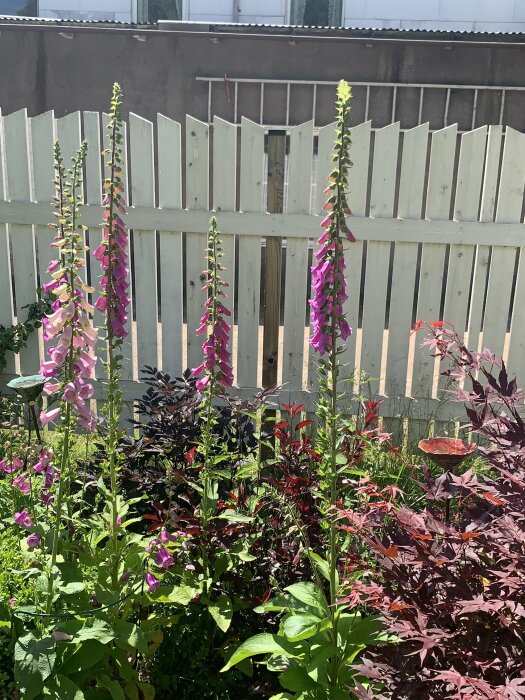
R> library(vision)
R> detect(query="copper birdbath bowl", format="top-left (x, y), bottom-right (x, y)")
top-left (418, 437), bottom-right (477, 471)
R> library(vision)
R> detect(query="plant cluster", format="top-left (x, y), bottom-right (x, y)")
top-left (1, 83), bottom-right (524, 700)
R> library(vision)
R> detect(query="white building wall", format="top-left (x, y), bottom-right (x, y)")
top-left (186, 0), bottom-right (287, 23)
top-left (343, 0), bottom-right (525, 32)
top-left (38, 0), bottom-right (133, 22)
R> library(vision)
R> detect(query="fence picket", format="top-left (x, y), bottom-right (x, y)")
top-left (411, 124), bottom-right (457, 401)
top-left (158, 114), bottom-right (183, 378)
top-left (83, 111), bottom-right (104, 350)
top-left (347, 121), bottom-right (371, 217)
top-left (361, 123), bottom-right (400, 393)
top-left (385, 125), bottom-right (427, 401)
top-left (469, 126), bottom-right (503, 343)
top-left (444, 127), bottom-right (487, 332)
top-left (237, 117), bottom-right (264, 389)
top-left (212, 117), bottom-right (236, 362)
top-left (129, 114), bottom-right (158, 374)
top-left (185, 116), bottom-right (209, 373)
top-left (0, 110), bottom-right (15, 376)
top-left (483, 127), bottom-right (525, 359)
top-left (3, 109), bottom-right (39, 374)
top-left (397, 123), bottom-right (428, 219)
top-left (283, 121), bottom-right (312, 393)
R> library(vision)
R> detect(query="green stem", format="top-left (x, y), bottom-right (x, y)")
top-left (45, 403), bottom-right (71, 614)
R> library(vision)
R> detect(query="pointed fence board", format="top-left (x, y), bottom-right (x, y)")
top-left (283, 120), bottom-right (312, 392)
top-left (237, 117), bottom-right (264, 389)
top-left (385, 125), bottom-right (427, 398)
top-left (0, 110), bottom-right (15, 376)
top-left (158, 114), bottom-right (183, 378)
top-left (483, 127), bottom-right (525, 359)
top-left (444, 127), bottom-right (487, 333)
top-left (361, 122), bottom-right (400, 392)
top-left (83, 110), bottom-right (104, 356)
top-left (212, 116), bottom-right (236, 361)
top-left (412, 124), bottom-right (457, 401)
top-left (129, 114), bottom-right (158, 373)
top-left (3, 109), bottom-right (39, 374)
top-left (347, 121), bottom-right (371, 218)
top-left (185, 116), bottom-right (209, 373)
top-left (397, 124), bottom-right (428, 219)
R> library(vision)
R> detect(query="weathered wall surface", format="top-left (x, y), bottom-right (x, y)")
top-left (1, 24), bottom-right (525, 130)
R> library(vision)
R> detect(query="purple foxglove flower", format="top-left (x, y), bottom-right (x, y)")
top-left (155, 547), bottom-right (175, 569)
top-left (27, 533), bottom-right (42, 549)
top-left (146, 572), bottom-right (161, 594)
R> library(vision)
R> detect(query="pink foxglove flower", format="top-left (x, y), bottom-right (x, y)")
top-left (13, 475), bottom-right (30, 495)
top-left (14, 511), bottom-right (32, 528)
top-left (40, 141), bottom-right (97, 432)
top-left (192, 218), bottom-right (233, 391)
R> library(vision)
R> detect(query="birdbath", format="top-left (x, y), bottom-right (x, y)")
top-left (418, 437), bottom-right (477, 523)
top-left (418, 437), bottom-right (477, 471)
top-left (7, 374), bottom-right (46, 445)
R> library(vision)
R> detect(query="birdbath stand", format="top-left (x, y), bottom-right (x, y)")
top-left (418, 437), bottom-right (477, 522)
top-left (7, 375), bottom-right (46, 445)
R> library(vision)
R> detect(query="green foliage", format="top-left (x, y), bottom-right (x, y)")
top-left (0, 289), bottom-right (51, 374)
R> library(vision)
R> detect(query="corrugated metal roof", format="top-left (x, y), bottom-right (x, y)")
top-left (1, 15), bottom-right (525, 38)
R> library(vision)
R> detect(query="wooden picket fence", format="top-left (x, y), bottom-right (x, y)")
top-left (1, 108), bottom-right (525, 438)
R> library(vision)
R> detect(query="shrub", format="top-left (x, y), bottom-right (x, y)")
top-left (345, 326), bottom-right (525, 700)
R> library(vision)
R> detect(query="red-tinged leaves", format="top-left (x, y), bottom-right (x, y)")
top-left (295, 419), bottom-right (314, 431)
top-left (184, 446), bottom-right (198, 463)
top-left (483, 491), bottom-right (505, 506)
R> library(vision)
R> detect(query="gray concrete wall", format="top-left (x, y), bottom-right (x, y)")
top-left (1, 23), bottom-right (525, 130)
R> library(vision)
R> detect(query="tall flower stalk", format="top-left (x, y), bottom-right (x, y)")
top-left (192, 217), bottom-right (233, 588)
top-left (93, 82), bottom-right (130, 589)
top-left (310, 79), bottom-right (355, 689)
top-left (41, 140), bottom-right (95, 613)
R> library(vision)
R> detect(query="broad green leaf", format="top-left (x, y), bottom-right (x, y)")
top-left (344, 615), bottom-right (384, 647)
top-left (285, 583), bottom-right (327, 613)
top-left (114, 621), bottom-right (148, 654)
top-left (14, 633), bottom-right (56, 700)
top-left (75, 620), bottom-right (115, 645)
top-left (59, 639), bottom-right (107, 675)
top-left (153, 585), bottom-right (201, 606)
top-left (282, 613), bottom-right (320, 642)
top-left (221, 634), bottom-right (300, 672)
top-left (44, 674), bottom-right (85, 699)
top-left (216, 511), bottom-right (254, 523)
top-left (59, 582), bottom-right (85, 595)
top-left (306, 644), bottom-right (338, 686)
top-left (307, 551), bottom-right (339, 587)
top-left (97, 673), bottom-right (125, 700)
top-left (255, 594), bottom-right (322, 616)
top-left (279, 665), bottom-right (317, 692)
top-left (208, 595), bottom-right (233, 633)
top-left (269, 694), bottom-right (294, 700)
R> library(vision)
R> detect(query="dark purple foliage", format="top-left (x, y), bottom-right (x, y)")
top-left (344, 326), bottom-right (525, 700)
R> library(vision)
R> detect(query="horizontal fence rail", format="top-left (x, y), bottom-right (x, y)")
top-left (1, 108), bottom-right (525, 436)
